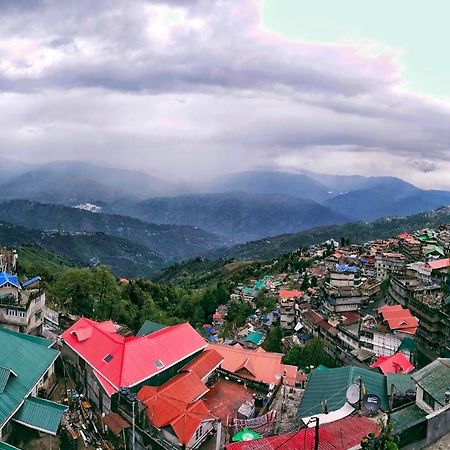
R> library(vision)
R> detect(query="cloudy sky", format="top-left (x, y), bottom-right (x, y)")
top-left (1, 0), bottom-right (450, 188)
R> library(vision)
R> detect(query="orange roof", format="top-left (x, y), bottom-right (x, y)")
top-left (171, 401), bottom-right (214, 445)
top-left (137, 371), bottom-right (215, 445)
top-left (209, 344), bottom-right (297, 386)
top-left (182, 349), bottom-right (224, 380)
top-left (279, 289), bottom-right (303, 300)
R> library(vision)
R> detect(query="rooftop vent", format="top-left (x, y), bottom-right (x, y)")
top-left (103, 354), bottom-right (113, 363)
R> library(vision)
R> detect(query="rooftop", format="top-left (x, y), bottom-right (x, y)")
top-left (225, 415), bottom-right (380, 450)
top-left (210, 344), bottom-right (297, 386)
top-left (203, 377), bottom-right (256, 422)
top-left (412, 358), bottom-right (450, 406)
top-left (0, 328), bottom-right (59, 431)
top-left (61, 318), bottom-right (207, 396)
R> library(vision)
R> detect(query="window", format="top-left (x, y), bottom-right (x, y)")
top-left (422, 390), bottom-right (435, 409)
top-left (103, 354), bottom-right (113, 363)
top-left (154, 359), bottom-right (165, 370)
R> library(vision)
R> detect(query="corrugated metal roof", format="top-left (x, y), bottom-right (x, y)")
top-left (181, 349), bottom-right (224, 380)
top-left (210, 344), bottom-right (298, 387)
top-left (0, 367), bottom-right (14, 394)
top-left (412, 358), bottom-right (450, 405)
top-left (0, 442), bottom-right (21, 450)
top-left (136, 320), bottom-right (166, 337)
top-left (0, 327), bottom-right (53, 348)
top-left (298, 366), bottom-right (388, 417)
top-left (0, 272), bottom-right (20, 289)
top-left (13, 397), bottom-right (67, 435)
top-left (390, 404), bottom-right (426, 430)
top-left (0, 328), bottom-right (59, 431)
top-left (386, 373), bottom-right (416, 396)
top-left (226, 415), bottom-right (380, 450)
top-left (61, 318), bottom-right (207, 395)
top-left (22, 276), bottom-right (41, 288)
top-left (245, 332), bottom-right (264, 345)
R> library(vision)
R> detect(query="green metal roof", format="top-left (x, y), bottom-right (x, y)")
top-left (0, 367), bottom-right (15, 394)
top-left (424, 245), bottom-right (445, 256)
top-left (0, 327), bottom-right (54, 348)
top-left (136, 320), bottom-right (166, 337)
top-left (0, 442), bottom-right (21, 450)
top-left (13, 397), bottom-right (67, 435)
top-left (412, 358), bottom-right (450, 405)
top-left (245, 331), bottom-right (264, 345)
top-left (298, 366), bottom-right (388, 417)
top-left (390, 403), bottom-right (427, 430)
top-left (398, 338), bottom-right (416, 354)
top-left (0, 328), bottom-right (59, 431)
top-left (386, 373), bottom-right (416, 396)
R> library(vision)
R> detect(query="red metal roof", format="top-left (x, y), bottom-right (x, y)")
top-left (225, 415), bottom-right (379, 450)
top-left (61, 318), bottom-right (207, 395)
top-left (378, 305), bottom-right (418, 334)
top-left (182, 349), bottom-right (224, 380)
top-left (427, 258), bottom-right (450, 270)
top-left (209, 344), bottom-right (297, 386)
top-left (137, 371), bottom-right (214, 445)
top-left (279, 289), bottom-right (303, 300)
top-left (370, 352), bottom-right (415, 374)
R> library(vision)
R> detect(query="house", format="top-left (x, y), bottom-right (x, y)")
top-left (210, 343), bottom-right (298, 387)
top-left (0, 327), bottom-right (66, 442)
top-left (298, 365), bottom-right (389, 422)
top-left (412, 358), bottom-right (450, 413)
top-left (60, 318), bottom-right (208, 414)
top-left (137, 371), bottom-right (218, 450)
top-left (278, 290), bottom-right (302, 331)
top-left (378, 304), bottom-right (418, 336)
top-left (369, 352), bottom-right (415, 375)
top-left (0, 273), bottom-right (45, 335)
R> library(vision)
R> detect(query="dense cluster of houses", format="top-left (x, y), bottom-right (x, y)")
top-left (0, 223), bottom-right (449, 449)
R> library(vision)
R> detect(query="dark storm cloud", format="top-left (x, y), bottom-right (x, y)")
top-left (0, 0), bottom-right (449, 187)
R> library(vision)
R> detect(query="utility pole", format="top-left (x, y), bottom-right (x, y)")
top-left (309, 417), bottom-right (320, 450)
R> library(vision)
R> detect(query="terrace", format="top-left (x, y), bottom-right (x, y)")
top-left (203, 377), bottom-right (258, 423)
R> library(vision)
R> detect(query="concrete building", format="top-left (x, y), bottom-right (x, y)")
top-left (375, 252), bottom-right (406, 279)
top-left (0, 273), bottom-right (45, 335)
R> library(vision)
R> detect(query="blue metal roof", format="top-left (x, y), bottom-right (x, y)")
top-left (0, 273), bottom-right (20, 289)
top-left (22, 276), bottom-right (41, 288)
top-left (336, 264), bottom-right (358, 273)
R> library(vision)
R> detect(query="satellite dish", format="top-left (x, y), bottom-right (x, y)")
top-left (362, 394), bottom-right (381, 412)
top-left (346, 384), bottom-right (360, 405)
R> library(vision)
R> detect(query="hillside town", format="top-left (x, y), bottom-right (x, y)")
top-left (0, 223), bottom-right (449, 450)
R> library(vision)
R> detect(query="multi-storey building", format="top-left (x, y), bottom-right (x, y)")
top-left (408, 290), bottom-right (450, 361)
top-left (0, 272), bottom-right (45, 335)
top-left (398, 233), bottom-right (423, 262)
top-left (375, 252), bottom-right (406, 279)
top-left (322, 285), bottom-right (367, 313)
top-left (278, 289), bottom-right (302, 331)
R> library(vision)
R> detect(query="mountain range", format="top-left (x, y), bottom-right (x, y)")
top-left (123, 191), bottom-right (350, 241)
top-left (2, 161), bottom-right (449, 225)
top-left (1, 159), bottom-right (450, 274)
top-left (211, 206), bottom-right (450, 260)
